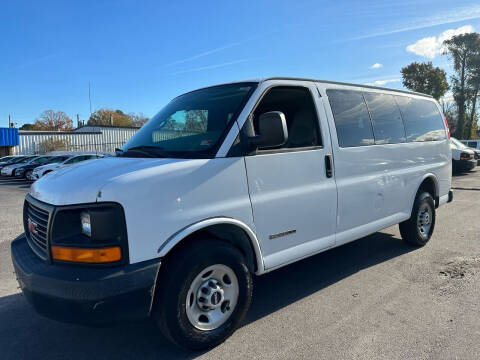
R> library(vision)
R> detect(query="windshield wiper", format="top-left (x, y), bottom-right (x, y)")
top-left (117, 145), bottom-right (168, 158)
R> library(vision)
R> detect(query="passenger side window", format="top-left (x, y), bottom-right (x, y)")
top-left (468, 141), bottom-right (477, 148)
top-left (327, 89), bottom-right (374, 147)
top-left (364, 92), bottom-right (406, 144)
top-left (252, 87), bottom-right (321, 150)
top-left (395, 97), bottom-right (446, 142)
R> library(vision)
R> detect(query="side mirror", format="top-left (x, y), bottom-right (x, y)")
top-left (249, 111), bottom-right (288, 149)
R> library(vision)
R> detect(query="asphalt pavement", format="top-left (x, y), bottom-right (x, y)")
top-left (0, 171), bottom-right (479, 360)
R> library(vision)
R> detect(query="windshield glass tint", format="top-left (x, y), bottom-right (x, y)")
top-left (31, 157), bottom-right (50, 165)
top-left (19, 157), bottom-right (35, 163)
top-left (122, 83), bottom-right (256, 157)
top-left (46, 157), bottom-right (66, 164)
top-left (64, 157), bottom-right (82, 164)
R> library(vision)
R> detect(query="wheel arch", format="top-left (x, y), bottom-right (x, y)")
top-left (157, 217), bottom-right (264, 275)
top-left (413, 174), bottom-right (439, 209)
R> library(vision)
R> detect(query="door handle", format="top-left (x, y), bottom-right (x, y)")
top-left (325, 154), bottom-right (333, 178)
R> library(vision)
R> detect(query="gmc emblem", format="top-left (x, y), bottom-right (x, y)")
top-left (28, 218), bottom-right (38, 236)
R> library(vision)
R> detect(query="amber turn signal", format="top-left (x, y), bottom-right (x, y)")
top-left (51, 246), bottom-right (122, 263)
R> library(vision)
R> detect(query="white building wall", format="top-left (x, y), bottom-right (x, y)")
top-left (15, 126), bottom-right (139, 155)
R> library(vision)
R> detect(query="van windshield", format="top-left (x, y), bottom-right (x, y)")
top-left (120, 82), bottom-right (257, 158)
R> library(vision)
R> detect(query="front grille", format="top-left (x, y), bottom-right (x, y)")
top-left (24, 197), bottom-right (51, 261)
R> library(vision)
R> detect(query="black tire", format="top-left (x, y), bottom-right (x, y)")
top-left (153, 239), bottom-right (253, 350)
top-left (399, 191), bottom-right (435, 246)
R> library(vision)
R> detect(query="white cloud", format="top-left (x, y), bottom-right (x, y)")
top-left (365, 78), bottom-right (401, 86)
top-left (406, 25), bottom-right (475, 58)
top-left (370, 63), bottom-right (383, 69)
top-left (441, 91), bottom-right (455, 104)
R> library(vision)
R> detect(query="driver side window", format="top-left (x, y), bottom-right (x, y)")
top-left (253, 86), bottom-right (322, 150)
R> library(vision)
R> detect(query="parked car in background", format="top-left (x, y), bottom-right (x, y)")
top-left (459, 139), bottom-right (480, 165)
top-left (0, 155), bottom-right (17, 165)
top-left (460, 139), bottom-right (480, 150)
top-left (0, 155), bottom-right (27, 170)
top-left (31, 154), bottom-right (105, 180)
top-left (451, 137), bottom-right (477, 173)
top-left (0, 156), bottom-right (37, 176)
top-left (17, 155), bottom-right (70, 180)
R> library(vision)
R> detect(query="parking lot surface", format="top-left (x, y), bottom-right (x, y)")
top-left (1, 171), bottom-right (479, 360)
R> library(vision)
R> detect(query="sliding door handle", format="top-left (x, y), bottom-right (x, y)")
top-left (325, 154), bottom-right (333, 178)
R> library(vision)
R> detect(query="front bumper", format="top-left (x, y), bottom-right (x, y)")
top-left (27, 172), bottom-right (39, 180)
top-left (11, 234), bottom-right (161, 325)
top-left (453, 159), bottom-right (477, 172)
top-left (1, 168), bottom-right (13, 176)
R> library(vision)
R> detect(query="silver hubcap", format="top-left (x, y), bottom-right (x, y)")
top-left (186, 264), bottom-right (239, 331)
top-left (417, 203), bottom-right (432, 239)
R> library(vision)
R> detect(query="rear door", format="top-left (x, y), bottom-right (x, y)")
top-left (243, 81), bottom-right (337, 270)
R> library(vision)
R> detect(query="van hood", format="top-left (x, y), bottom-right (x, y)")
top-left (29, 157), bottom-right (191, 205)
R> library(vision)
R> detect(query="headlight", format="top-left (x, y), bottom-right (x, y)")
top-left (50, 203), bottom-right (128, 265)
top-left (80, 211), bottom-right (91, 237)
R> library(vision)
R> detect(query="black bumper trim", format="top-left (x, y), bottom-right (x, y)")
top-left (448, 190), bottom-right (453, 203)
top-left (11, 234), bottom-right (161, 325)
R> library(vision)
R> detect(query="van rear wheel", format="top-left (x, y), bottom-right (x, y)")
top-left (399, 191), bottom-right (435, 246)
top-left (153, 239), bottom-right (252, 350)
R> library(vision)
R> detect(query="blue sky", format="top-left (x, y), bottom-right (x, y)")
top-left (1, 0), bottom-right (480, 127)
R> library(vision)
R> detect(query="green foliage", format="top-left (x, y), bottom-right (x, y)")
top-left (19, 123), bottom-right (35, 130)
top-left (401, 62), bottom-right (449, 100)
top-left (87, 109), bottom-right (149, 127)
top-left (443, 32), bottom-right (480, 138)
top-left (88, 108), bottom-right (133, 127)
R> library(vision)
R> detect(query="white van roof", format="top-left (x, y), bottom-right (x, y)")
top-left (185, 77), bottom-right (433, 99)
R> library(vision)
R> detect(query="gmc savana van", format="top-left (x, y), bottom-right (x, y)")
top-left (12, 77), bottom-right (453, 350)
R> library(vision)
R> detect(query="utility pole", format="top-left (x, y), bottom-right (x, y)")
top-left (8, 114), bottom-right (11, 128)
top-left (88, 82), bottom-right (92, 115)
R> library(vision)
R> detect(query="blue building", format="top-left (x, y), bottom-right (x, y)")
top-left (0, 127), bottom-right (19, 156)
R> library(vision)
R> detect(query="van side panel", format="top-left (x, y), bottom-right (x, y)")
top-left (318, 83), bottom-right (451, 246)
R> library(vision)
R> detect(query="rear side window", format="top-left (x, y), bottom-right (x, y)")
top-left (395, 97), bottom-right (446, 142)
top-left (327, 89), bottom-right (374, 147)
top-left (364, 93), bottom-right (406, 144)
top-left (468, 141), bottom-right (477, 148)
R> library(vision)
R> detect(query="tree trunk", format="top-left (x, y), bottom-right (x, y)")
top-left (467, 89), bottom-right (479, 138)
top-left (455, 55), bottom-right (467, 138)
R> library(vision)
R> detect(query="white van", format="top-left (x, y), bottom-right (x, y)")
top-left (461, 139), bottom-right (480, 149)
top-left (12, 78), bottom-right (452, 350)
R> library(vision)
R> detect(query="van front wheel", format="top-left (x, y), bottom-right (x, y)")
top-left (399, 191), bottom-right (435, 246)
top-left (153, 239), bottom-right (252, 350)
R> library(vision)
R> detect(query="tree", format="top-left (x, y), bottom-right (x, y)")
top-left (19, 123), bottom-right (35, 130)
top-left (465, 55), bottom-right (480, 138)
top-left (88, 109), bottom-right (134, 127)
top-left (38, 138), bottom-right (69, 153)
top-left (401, 62), bottom-right (449, 100)
top-left (185, 110), bottom-right (207, 132)
top-left (129, 112), bottom-right (149, 127)
top-left (443, 32), bottom-right (480, 138)
top-left (33, 110), bottom-right (74, 131)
